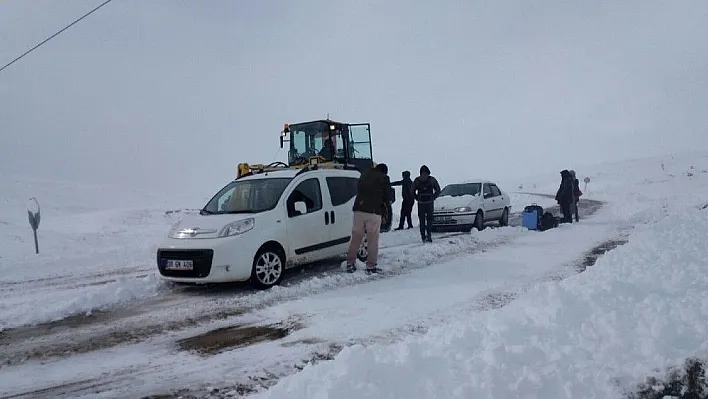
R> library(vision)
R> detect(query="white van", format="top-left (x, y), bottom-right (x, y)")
top-left (156, 167), bottom-right (367, 289)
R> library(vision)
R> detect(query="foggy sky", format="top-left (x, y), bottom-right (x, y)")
top-left (1, 0), bottom-right (707, 200)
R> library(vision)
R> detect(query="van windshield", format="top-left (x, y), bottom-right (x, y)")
top-left (439, 183), bottom-right (481, 197)
top-left (202, 178), bottom-right (293, 214)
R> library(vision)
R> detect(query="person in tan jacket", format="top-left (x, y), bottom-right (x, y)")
top-left (346, 163), bottom-right (392, 274)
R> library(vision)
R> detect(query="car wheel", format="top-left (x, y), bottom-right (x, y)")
top-left (357, 236), bottom-right (368, 262)
top-left (499, 207), bottom-right (509, 227)
top-left (250, 246), bottom-right (285, 290)
top-left (474, 210), bottom-right (485, 231)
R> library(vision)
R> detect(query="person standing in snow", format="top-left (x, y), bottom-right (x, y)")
top-left (569, 170), bottom-right (582, 222)
top-left (412, 165), bottom-right (441, 242)
top-left (555, 169), bottom-right (575, 223)
top-left (391, 170), bottom-right (414, 230)
top-left (345, 163), bottom-right (392, 274)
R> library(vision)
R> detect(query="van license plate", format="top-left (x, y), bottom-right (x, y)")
top-left (165, 260), bottom-right (194, 270)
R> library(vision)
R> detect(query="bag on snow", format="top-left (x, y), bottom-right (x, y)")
top-left (521, 204), bottom-right (543, 230)
top-left (540, 211), bottom-right (559, 231)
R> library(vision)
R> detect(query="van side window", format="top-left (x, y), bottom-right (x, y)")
top-left (287, 178), bottom-right (323, 217)
top-left (490, 184), bottom-right (501, 197)
top-left (326, 176), bottom-right (359, 206)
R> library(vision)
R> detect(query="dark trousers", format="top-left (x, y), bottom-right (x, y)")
top-left (398, 200), bottom-right (414, 228)
top-left (418, 202), bottom-right (434, 239)
top-left (560, 202), bottom-right (573, 223)
top-left (571, 200), bottom-right (579, 222)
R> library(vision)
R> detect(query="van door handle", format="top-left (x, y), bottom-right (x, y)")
top-left (330, 211), bottom-right (335, 224)
top-left (325, 212), bottom-right (329, 225)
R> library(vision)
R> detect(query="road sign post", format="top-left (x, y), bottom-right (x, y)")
top-left (27, 197), bottom-right (41, 254)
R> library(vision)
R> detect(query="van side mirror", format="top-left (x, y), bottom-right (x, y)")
top-left (294, 201), bottom-right (307, 215)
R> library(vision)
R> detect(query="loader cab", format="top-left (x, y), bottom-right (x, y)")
top-left (281, 120), bottom-right (374, 171)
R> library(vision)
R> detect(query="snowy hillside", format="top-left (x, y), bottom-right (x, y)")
top-left (1, 152), bottom-right (707, 398)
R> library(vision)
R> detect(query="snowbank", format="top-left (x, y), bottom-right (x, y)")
top-left (0, 273), bottom-right (168, 330)
top-left (254, 205), bottom-right (708, 398)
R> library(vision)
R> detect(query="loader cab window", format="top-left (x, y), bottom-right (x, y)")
top-left (290, 131), bottom-right (307, 163)
top-left (287, 121), bottom-right (373, 166)
top-left (348, 124), bottom-right (372, 160)
top-left (289, 129), bottom-right (310, 165)
top-left (318, 135), bottom-right (335, 161)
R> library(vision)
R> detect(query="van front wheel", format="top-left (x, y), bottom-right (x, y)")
top-left (250, 247), bottom-right (285, 289)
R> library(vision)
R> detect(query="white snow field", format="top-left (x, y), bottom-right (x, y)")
top-left (0, 173), bottom-right (195, 329)
top-left (0, 152), bottom-right (707, 398)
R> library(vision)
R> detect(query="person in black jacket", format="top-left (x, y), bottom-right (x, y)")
top-left (412, 165), bottom-right (441, 242)
top-left (569, 169), bottom-right (582, 222)
top-left (555, 169), bottom-right (575, 223)
top-left (345, 163), bottom-right (392, 274)
top-left (391, 170), bottom-right (414, 230)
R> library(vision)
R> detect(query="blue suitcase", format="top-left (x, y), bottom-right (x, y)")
top-left (521, 204), bottom-right (543, 230)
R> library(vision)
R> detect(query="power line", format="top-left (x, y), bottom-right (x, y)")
top-left (0, 0), bottom-right (114, 74)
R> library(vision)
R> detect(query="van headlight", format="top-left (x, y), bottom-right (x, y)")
top-left (454, 207), bottom-right (472, 213)
top-left (219, 218), bottom-right (255, 237)
top-left (168, 221), bottom-right (182, 237)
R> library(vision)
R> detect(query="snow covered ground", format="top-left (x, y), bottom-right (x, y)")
top-left (254, 154), bottom-right (708, 399)
top-left (258, 207), bottom-right (708, 398)
top-left (1, 152), bottom-right (707, 398)
top-left (0, 173), bottom-right (194, 329)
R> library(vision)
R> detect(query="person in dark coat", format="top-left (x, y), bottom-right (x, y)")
top-left (345, 163), bottom-right (392, 274)
top-left (412, 165), bottom-right (441, 242)
top-left (569, 170), bottom-right (582, 222)
top-left (555, 169), bottom-right (575, 223)
top-left (391, 170), bottom-right (414, 230)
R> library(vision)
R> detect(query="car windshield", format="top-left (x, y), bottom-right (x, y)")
top-left (202, 178), bottom-right (292, 214)
top-left (439, 183), bottom-right (481, 197)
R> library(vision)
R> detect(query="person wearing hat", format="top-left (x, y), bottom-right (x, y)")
top-left (412, 165), bottom-right (441, 242)
top-left (569, 169), bottom-right (582, 222)
top-left (555, 169), bottom-right (575, 223)
top-left (345, 163), bottom-right (393, 274)
top-left (391, 170), bottom-right (415, 230)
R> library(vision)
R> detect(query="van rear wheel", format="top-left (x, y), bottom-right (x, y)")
top-left (250, 247), bottom-right (285, 289)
